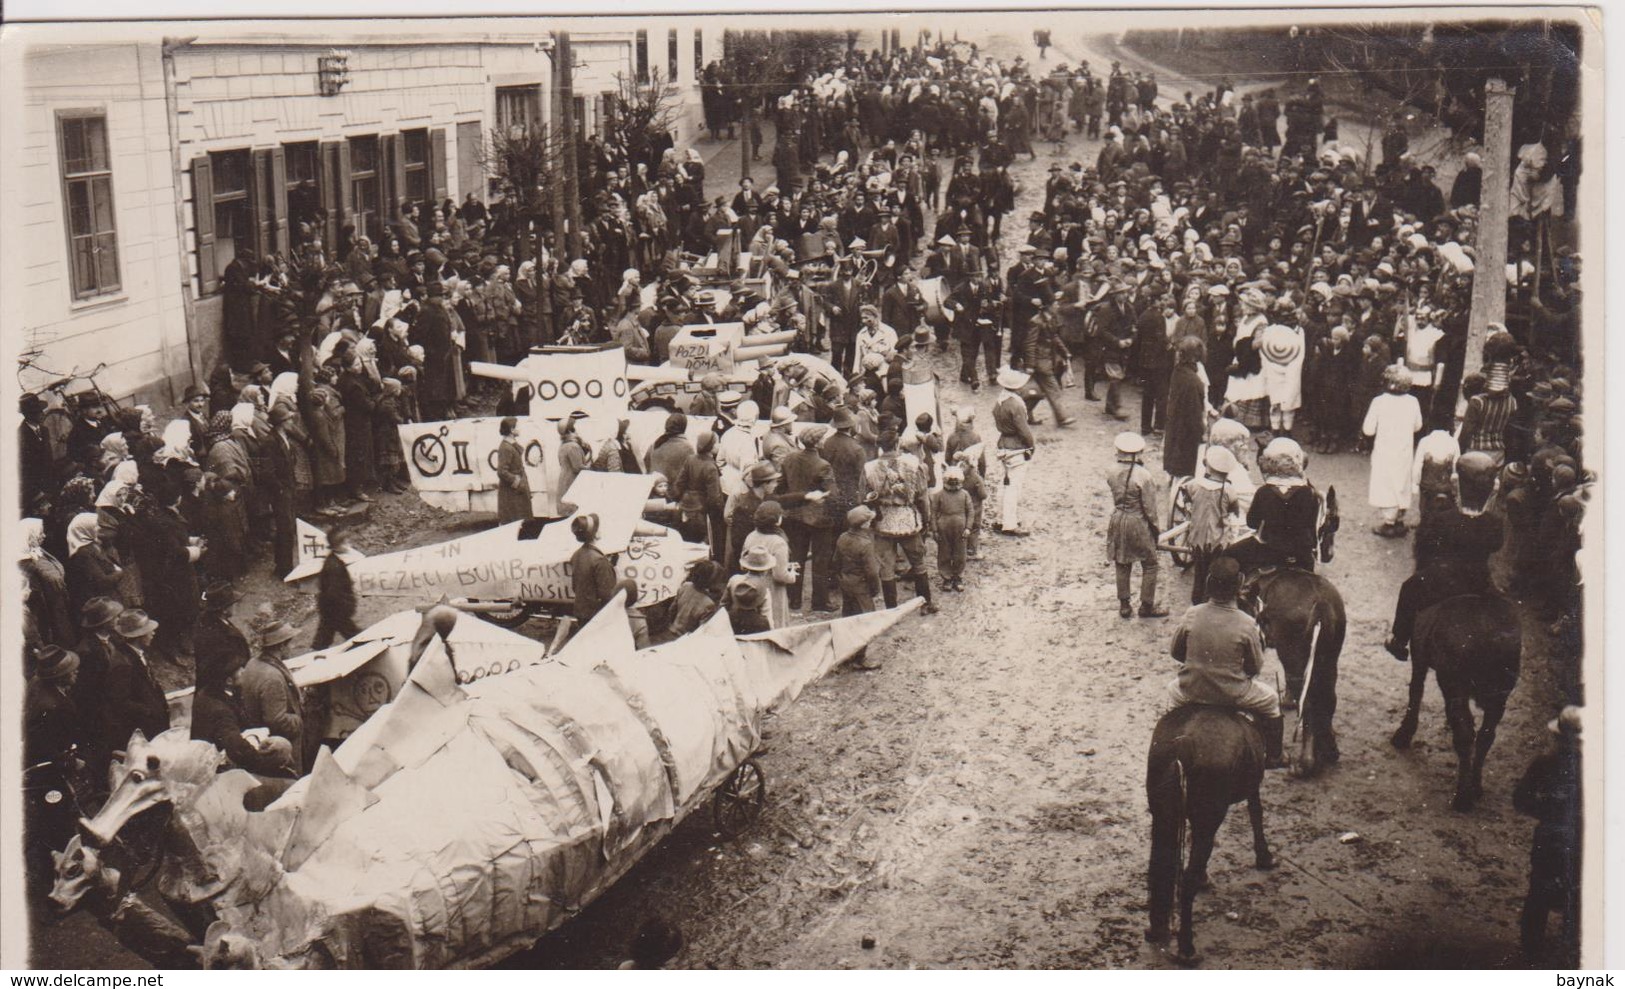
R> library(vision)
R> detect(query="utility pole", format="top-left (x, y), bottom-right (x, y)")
top-left (1462, 77), bottom-right (1514, 386)
top-left (558, 31), bottom-right (584, 258)
top-left (548, 32), bottom-right (567, 270)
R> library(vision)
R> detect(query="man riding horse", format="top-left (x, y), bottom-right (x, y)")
top-left (1385, 451), bottom-right (1503, 663)
top-left (1165, 556), bottom-right (1286, 768)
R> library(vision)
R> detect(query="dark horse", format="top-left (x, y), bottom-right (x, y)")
top-left (1390, 594), bottom-right (1522, 811)
top-left (1145, 706), bottom-right (1273, 965)
top-left (1250, 567), bottom-right (1346, 778)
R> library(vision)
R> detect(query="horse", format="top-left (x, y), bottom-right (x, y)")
top-left (1145, 706), bottom-right (1274, 965)
top-left (1389, 594), bottom-right (1522, 811)
top-left (1250, 567), bottom-right (1346, 778)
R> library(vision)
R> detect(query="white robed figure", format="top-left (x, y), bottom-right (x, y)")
top-left (1362, 364), bottom-right (1424, 536)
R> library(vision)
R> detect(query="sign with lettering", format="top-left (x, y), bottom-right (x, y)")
top-left (666, 322), bottom-right (747, 374)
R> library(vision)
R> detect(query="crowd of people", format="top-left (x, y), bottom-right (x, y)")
top-left (16, 35), bottom-right (1587, 950)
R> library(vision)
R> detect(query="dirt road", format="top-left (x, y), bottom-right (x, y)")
top-left (28, 28), bottom-right (1570, 972)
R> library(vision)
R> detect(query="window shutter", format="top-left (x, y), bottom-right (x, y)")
top-left (253, 149), bottom-right (274, 259)
top-left (431, 128), bottom-right (448, 203)
top-left (269, 145), bottom-right (289, 255)
top-left (336, 139), bottom-right (353, 227)
top-left (383, 133), bottom-right (403, 218)
top-left (192, 155), bottom-right (219, 295)
top-left (319, 141), bottom-right (342, 253)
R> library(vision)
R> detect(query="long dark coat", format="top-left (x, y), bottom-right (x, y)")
top-left (1162, 363), bottom-right (1208, 479)
top-left (496, 437), bottom-right (532, 523)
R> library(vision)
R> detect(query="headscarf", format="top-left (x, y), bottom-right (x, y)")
top-left (66, 512), bottom-right (101, 556)
top-left (96, 479), bottom-right (128, 510)
top-left (19, 518), bottom-right (46, 562)
top-left (157, 419), bottom-right (194, 463)
top-left (112, 460), bottom-right (141, 486)
top-left (269, 372), bottom-right (299, 410)
top-left (208, 410), bottom-right (235, 442)
top-left (100, 432), bottom-right (129, 460)
top-left (238, 384), bottom-right (267, 409)
top-left (230, 403), bottom-right (257, 432)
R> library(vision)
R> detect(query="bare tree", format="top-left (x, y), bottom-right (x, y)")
top-left (604, 71), bottom-right (683, 177)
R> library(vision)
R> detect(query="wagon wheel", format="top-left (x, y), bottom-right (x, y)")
top-left (1164, 487), bottom-right (1195, 569)
top-left (711, 759), bottom-right (767, 838)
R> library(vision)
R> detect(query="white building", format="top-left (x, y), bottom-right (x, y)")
top-left (6, 22), bottom-right (721, 406)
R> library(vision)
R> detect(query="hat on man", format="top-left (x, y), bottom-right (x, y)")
top-left (771, 406), bottom-right (796, 429)
top-left (19, 393), bottom-right (46, 416)
top-left (183, 384), bottom-right (211, 402)
top-left (257, 620), bottom-right (298, 648)
top-left (114, 609), bottom-right (160, 639)
top-left (35, 645), bottom-right (81, 684)
top-left (740, 545), bottom-right (777, 573)
top-left (746, 461), bottom-right (782, 487)
top-left (798, 424), bottom-right (829, 449)
top-left (717, 390), bottom-right (746, 410)
top-left (846, 504), bottom-right (877, 528)
top-left (1114, 431), bottom-right (1146, 456)
top-left (1016, 243), bottom-right (1037, 255)
top-left (996, 366), bottom-right (1031, 391)
top-left (425, 279), bottom-right (446, 298)
top-left (82, 596), bottom-right (125, 630)
top-left (936, 234), bottom-right (957, 247)
top-left (831, 407), bottom-right (859, 431)
top-left (1029, 211), bottom-right (1048, 222)
top-left (1203, 446), bottom-right (1237, 477)
top-left (202, 579), bottom-right (244, 611)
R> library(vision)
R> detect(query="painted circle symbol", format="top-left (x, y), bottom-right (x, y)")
top-left (560, 379), bottom-right (581, 399)
top-left (613, 378), bottom-right (628, 397)
top-left (411, 434), bottom-right (447, 477)
top-left (537, 380), bottom-right (559, 401)
top-left (585, 379), bottom-right (603, 398)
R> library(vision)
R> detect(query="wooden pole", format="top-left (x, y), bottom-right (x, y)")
top-left (548, 32), bottom-right (567, 269)
top-left (558, 31), bottom-right (584, 259)
top-left (1461, 77), bottom-right (1514, 384)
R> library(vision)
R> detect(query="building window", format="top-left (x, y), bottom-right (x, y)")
top-left (636, 30), bottom-right (649, 84)
top-left (56, 111), bottom-right (120, 300)
top-left (285, 141), bottom-right (322, 243)
top-left (694, 30), bottom-right (703, 82)
top-left (573, 95), bottom-right (588, 140)
top-left (495, 84), bottom-right (542, 138)
top-left (348, 134), bottom-right (381, 242)
top-left (402, 128), bottom-right (429, 212)
top-left (210, 148), bottom-right (253, 276)
top-left (668, 29), bottom-right (680, 82)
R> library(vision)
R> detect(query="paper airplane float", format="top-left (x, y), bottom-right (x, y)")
top-left (51, 592), bottom-right (922, 969)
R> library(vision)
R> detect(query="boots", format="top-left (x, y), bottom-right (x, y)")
top-left (1119, 598), bottom-right (1133, 618)
top-left (881, 581), bottom-right (899, 609)
top-left (915, 574), bottom-right (939, 614)
top-left (1263, 716), bottom-right (1286, 770)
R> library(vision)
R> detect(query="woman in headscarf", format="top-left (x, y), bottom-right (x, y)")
top-left (307, 363), bottom-right (349, 513)
top-left (19, 518), bottom-right (73, 648)
top-left (95, 473), bottom-right (143, 607)
top-left (375, 378), bottom-right (407, 495)
top-left (201, 469), bottom-right (249, 581)
top-left (235, 395), bottom-right (275, 543)
top-left (44, 475), bottom-right (99, 565)
top-left (98, 432), bottom-right (129, 478)
top-left (65, 511), bottom-right (123, 617)
top-left (155, 419), bottom-right (196, 467)
top-left (267, 371), bottom-right (300, 422)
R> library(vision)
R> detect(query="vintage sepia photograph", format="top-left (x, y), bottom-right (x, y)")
top-left (0, 3), bottom-right (1603, 972)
